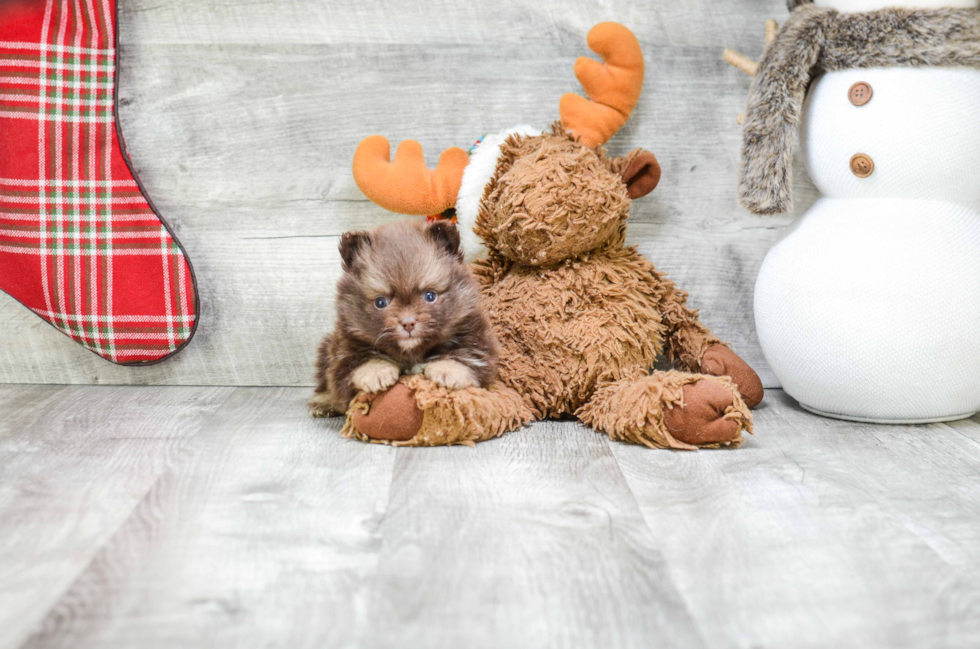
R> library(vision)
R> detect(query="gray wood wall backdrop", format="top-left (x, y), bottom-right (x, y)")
top-left (0, 0), bottom-right (818, 387)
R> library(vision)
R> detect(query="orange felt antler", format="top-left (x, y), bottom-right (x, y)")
top-left (352, 135), bottom-right (470, 215)
top-left (560, 22), bottom-right (645, 148)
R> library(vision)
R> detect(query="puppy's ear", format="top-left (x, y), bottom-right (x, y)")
top-left (425, 220), bottom-right (463, 261)
top-left (613, 150), bottom-right (661, 199)
top-left (339, 230), bottom-right (371, 272)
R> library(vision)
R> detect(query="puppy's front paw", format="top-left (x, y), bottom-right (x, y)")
top-left (424, 359), bottom-right (477, 390)
top-left (352, 359), bottom-right (401, 393)
top-left (308, 392), bottom-right (338, 418)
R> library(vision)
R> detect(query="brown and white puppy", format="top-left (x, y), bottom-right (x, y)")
top-left (309, 219), bottom-right (498, 416)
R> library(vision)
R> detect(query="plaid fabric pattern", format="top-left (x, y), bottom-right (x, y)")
top-left (0, 0), bottom-right (197, 364)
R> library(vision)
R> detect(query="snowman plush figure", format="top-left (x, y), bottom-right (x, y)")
top-left (729, 0), bottom-right (980, 422)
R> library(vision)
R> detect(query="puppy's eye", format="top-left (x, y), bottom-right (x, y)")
top-left (374, 297), bottom-right (389, 309)
top-left (423, 291), bottom-right (437, 303)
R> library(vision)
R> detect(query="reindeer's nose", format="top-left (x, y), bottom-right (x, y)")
top-left (400, 317), bottom-right (416, 334)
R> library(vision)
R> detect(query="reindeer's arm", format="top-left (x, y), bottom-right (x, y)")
top-left (652, 272), bottom-right (723, 373)
top-left (650, 269), bottom-right (764, 408)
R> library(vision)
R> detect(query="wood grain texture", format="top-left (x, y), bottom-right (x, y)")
top-left (0, 0), bottom-right (814, 387)
top-left (117, 0), bottom-right (790, 47)
top-left (3, 386), bottom-right (980, 647)
top-left (15, 387), bottom-right (396, 649)
top-left (0, 385), bottom-right (235, 649)
top-left (610, 391), bottom-right (980, 649)
top-left (362, 421), bottom-right (704, 649)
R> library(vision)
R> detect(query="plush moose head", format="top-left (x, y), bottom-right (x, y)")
top-left (472, 124), bottom-right (660, 267)
top-left (351, 23), bottom-right (661, 264)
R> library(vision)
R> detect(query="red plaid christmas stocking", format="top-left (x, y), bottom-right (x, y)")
top-left (0, 0), bottom-right (198, 365)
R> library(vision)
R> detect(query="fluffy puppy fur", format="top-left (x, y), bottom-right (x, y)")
top-left (309, 219), bottom-right (498, 416)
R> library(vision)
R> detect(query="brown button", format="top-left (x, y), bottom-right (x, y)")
top-left (848, 82), bottom-right (873, 106)
top-left (850, 153), bottom-right (874, 178)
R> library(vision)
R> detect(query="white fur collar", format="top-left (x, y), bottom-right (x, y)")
top-left (455, 125), bottom-right (540, 261)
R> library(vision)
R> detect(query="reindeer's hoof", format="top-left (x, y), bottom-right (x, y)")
top-left (351, 383), bottom-right (424, 442)
top-left (664, 378), bottom-right (744, 446)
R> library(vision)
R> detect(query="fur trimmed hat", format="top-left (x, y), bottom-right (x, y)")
top-left (738, 4), bottom-right (980, 214)
top-left (454, 125), bottom-right (541, 261)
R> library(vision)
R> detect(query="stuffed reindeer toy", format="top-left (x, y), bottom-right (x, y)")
top-left (332, 23), bottom-right (764, 448)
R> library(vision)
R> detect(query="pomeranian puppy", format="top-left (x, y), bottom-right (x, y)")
top-left (309, 219), bottom-right (499, 416)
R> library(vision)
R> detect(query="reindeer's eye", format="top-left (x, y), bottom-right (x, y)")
top-left (423, 291), bottom-right (437, 303)
top-left (374, 297), bottom-right (389, 309)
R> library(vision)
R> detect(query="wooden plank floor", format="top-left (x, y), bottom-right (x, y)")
top-left (3, 385), bottom-right (980, 649)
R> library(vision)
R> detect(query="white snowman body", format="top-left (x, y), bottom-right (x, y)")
top-left (754, 0), bottom-right (980, 422)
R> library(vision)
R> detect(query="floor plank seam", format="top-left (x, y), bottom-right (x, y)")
top-left (346, 441), bottom-right (402, 648)
top-left (14, 471), bottom-right (169, 648)
top-left (599, 432), bottom-right (712, 648)
top-left (11, 388), bottom-right (242, 648)
top-left (944, 423), bottom-right (980, 451)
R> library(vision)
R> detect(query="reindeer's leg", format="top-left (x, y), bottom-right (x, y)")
top-left (342, 375), bottom-right (533, 447)
top-left (578, 369), bottom-right (752, 449)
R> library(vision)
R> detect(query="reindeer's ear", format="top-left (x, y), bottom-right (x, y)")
top-left (425, 220), bottom-right (463, 261)
top-left (339, 231), bottom-right (371, 272)
top-left (618, 150), bottom-right (661, 199)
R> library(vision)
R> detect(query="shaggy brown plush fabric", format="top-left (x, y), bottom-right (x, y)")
top-left (463, 125), bottom-right (757, 446)
top-left (472, 243), bottom-right (723, 420)
top-left (578, 369), bottom-right (752, 450)
top-left (475, 126), bottom-right (632, 267)
top-left (739, 5), bottom-right (980, 214)
top-left (342, 375), bottom-right (532, 447)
